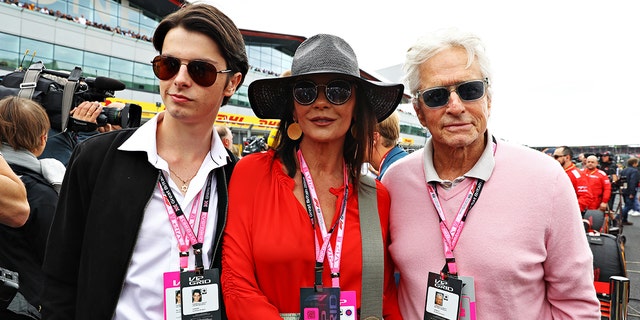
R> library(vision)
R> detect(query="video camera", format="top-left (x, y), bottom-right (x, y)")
top-left (0, 61), bottom-right (141, 132)
top-left (242, 136), bottom-right (268, 157)
top-left (616, 175), bottom-right (628, 191)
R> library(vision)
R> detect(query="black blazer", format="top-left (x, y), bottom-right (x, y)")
top-left (41, 128), bottom-right (234, 320)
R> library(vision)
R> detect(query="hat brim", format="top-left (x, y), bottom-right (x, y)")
top-left (248, 73), bottom-right (404, 122)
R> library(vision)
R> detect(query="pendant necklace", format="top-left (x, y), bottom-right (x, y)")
top-left (169, 168), bottom-right (197, 193)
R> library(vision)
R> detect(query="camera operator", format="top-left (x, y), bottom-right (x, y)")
top-left (619, 157), bottom-right (639, 225)
top-left (0, 154), bottom-right (29, 228)
top-left (598, 151), bottom-right (618, 209)
top-left (39, 101), bottom-right (122, 166)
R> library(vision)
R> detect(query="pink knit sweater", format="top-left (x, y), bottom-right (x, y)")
top-left (383, 139), bottom-right (600, 319)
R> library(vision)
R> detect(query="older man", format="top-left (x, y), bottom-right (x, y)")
top-left (382, 28), bottom-right (599, 319)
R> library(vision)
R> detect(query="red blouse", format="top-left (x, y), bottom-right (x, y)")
top-left (222, 150), bottom-right (401, 319)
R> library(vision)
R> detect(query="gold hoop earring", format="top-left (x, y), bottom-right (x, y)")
top-left (287, 122), bottom-right (302, 140)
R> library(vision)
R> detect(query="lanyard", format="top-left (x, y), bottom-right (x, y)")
top-left (427, 178), bottom-right (484, 277)
top-left (159, 170), bottom-right (213, 272)
top-left (298, 150), bottom-right (349, 290)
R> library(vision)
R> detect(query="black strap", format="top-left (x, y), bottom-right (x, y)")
top-left (60, 67), bottom-right (82, 131)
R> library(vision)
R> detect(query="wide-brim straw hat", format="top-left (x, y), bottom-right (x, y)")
top-left (248, 34), bottom-right (404, 122)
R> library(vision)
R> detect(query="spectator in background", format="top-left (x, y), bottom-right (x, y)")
top-left (577, 153), bottom-right (587, 169)
top-left (0, 154), bottom-right (29, 228)
top-left (599, 151), bottom-right (619, 209)
top-left (369, 111), bottom-right (408, 180)
top-left (583, 155), bottom-right (611, 211)
top-left (553, 146), bottom-right (593, 212)
top-left (216, 125), bottom-right (238, 162)
top-left (619, 157), bottom-right (639, 225)
top-left (383, 27), bottom-right (599, 319)
top-left (0, 96), bottom-right (62, 318)
top-left (542, 147), bottom-right (555, 157)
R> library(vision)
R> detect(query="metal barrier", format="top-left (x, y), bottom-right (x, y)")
top-left (609, 276), bottom-right (629, 320)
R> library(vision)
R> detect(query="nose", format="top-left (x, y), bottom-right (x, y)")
top-left (173, 64), bottom-right (192, 86)
top-left (445, 91), bottom-right (465, 114)
top-left (312, 87), bottom-right (330, 108)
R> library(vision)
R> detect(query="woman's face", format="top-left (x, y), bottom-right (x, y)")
top-left (192, 291), bottom-right (201, 302)
top-left (292, 74), bottom-right (356, 145)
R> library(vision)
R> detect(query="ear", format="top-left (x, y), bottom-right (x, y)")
top-left (41, 133), bottom-right (48, 147)
top-left (224, 72), bottom-right (243, 97)
top-left (372, 131), bottom-right (380, 145)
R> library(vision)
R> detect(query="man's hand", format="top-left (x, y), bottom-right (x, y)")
top-left (70, 101), bottom-right (103, 123)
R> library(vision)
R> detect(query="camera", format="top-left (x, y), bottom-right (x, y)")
top-left (97, 104), bottom-right (142, 128)
top-left (67, 75), bottom-right (142, 131)
top-left (0, 266), bottom-right (19, 310)
top-left (0, 61), bottom-right (142, 132)
top-left (616, 175), bottom-right (628, 191)
top-left (67, 102), bottom-right (142, 132)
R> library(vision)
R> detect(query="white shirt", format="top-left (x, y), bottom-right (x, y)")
top-left (113, 113), bottom-right (229, 320)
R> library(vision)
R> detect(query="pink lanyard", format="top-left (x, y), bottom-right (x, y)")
top-left (298, 150), bottom-right (349, 289)
top-left (427, 179), bottom-right (484, 277)
top-left (158, 171), bottom-right (213, 271)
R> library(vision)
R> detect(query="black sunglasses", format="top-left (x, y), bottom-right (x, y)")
top-left (151, 55), bottom-right (231, 87)
top-left (553, 155), bottom-right (566, 159)
top-left (293, 80), bottom-right (353, 105)
top-left (416, 79), bottom-right (488, 108)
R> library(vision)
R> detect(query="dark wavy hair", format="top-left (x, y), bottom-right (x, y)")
top-left (152, 3), bottom-right (248, 106)
top-left (273, 87), bottom-right (375, 190)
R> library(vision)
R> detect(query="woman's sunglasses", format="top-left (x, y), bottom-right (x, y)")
top-left (293, 80), bottom-right (353, 105)
top-left (416, 79), bottom-right (488, 108)
top-left (151, 55), bottom-right (231, 87)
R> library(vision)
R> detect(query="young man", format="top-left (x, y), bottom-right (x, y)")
top-left (41, 4), bottom-right (248, 319)
top-left (383, 28), bottom-right (600, 319)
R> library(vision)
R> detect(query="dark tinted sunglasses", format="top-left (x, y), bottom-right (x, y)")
top-left (293, 80), bottom-right (353, 105)
top-left (416, 79), bottom-right (488, 108)
top-left (151, 55), bottom-right (231, 87)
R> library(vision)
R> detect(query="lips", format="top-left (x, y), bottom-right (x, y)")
top-left (168, 93), bottom-right (192, 103)
top-left (309, 117), bottom-right (335, 125)
top-left (443, 122), bottom-right (472, 131)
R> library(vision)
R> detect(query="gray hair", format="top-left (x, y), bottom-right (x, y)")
top-left (402, 28), bottom-right (493, 99)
